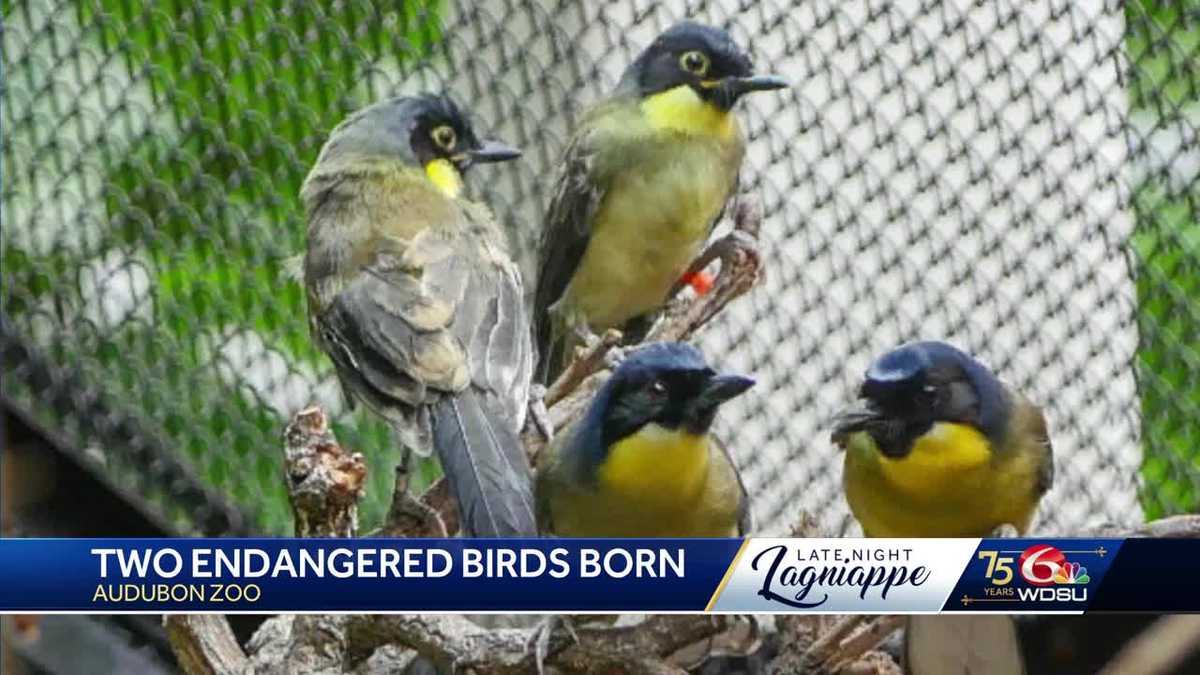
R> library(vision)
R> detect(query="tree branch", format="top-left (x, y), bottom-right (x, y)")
top-left (345, 614), bottom-right (725, 674)
top-left (1097, 615), bottom-right (1200, 675)
top-left (283, 406), bottom-right (367, 539)
top-left (164, 615), bottom-right (249, 675)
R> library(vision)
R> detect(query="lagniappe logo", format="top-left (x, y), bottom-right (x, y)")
top-left (751, 543), bottom-right (932, 608)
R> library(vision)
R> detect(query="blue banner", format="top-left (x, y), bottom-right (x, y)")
top-left (0, 538), bottom-right (742, 612)
top-left (0, 537), bottom-right (1196, 613)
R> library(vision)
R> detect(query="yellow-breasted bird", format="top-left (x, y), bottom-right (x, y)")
top-left (533, 22), bottom-right (788, 383)
top-left (833, 340), bottom-right (1054, 675)
top-left (536, 342), bottom-right (754, 537)
top-left (303, 94), bottom-right (538, 537)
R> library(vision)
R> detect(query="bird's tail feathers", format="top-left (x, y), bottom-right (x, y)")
top-left (431, 388), bottom-right (538, 537)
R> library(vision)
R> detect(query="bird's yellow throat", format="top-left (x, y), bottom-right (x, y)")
top-left (872, 422), bottom-right (993, 496)
top-left (641, 85), bottom-right (737, 140)
top-left (597, 423), bottom-right (710, 505)
top-left (424, 159), bottom-right (463, 198)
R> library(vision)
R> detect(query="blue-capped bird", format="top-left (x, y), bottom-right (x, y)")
top-left (533, 22), bottom-right (788, 383)
top-left (536, 342), bottom-right (754, 537)
top-left (833, 340), bottom-right (1054, 675)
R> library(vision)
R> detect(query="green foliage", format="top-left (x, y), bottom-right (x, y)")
top-left (1134, 185), bottom-right (1200, 518)
top-left (1126, 1), bottom-right (1200, 112)
top-left (1127, 2), bottom-right (1200, 518)
top-left (3, 1), bottom-right (444, 533)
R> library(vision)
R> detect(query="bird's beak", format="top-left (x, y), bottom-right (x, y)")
top-left (829, 402), bottom-right (882, 449)
top-left (696, 374), bottom-right (756, 409)
top-left (728, 74), bottom-right (790, 97)
top-left (469, 140), bottom-right (522, 164)
top-left (709, 74), bottom-right (790, 110)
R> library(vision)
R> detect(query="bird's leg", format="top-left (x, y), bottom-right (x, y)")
top-left (527, 384), bottom-right (554, 441)
top-left (525, 614), bottom-right (581, 675)
top-left (990, 523), bottom-right (1021, 538)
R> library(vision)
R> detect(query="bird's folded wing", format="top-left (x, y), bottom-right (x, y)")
top-left (533, 121), bottom-right (610, 374)
top-left (317, 252), bottom-right (470, 411)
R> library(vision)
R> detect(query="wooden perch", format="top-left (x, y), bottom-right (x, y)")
top-left (283, 406), bottom-right (367, 539)
top-left (345, 614), bottom-right (728, 675)
top-left (165, 615), bottom-right (249, 675)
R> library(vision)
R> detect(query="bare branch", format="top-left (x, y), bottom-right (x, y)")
top-left (164, 615), bottom-right (250, 675)
top-left (647, 200), bottom-right (765, 344)
top-left (283, 406), bottom-right (367, 538)
top-left (545, 328), bottom-right (623, 408)
top-left (828, 616), bottom-right (905, 673)
top-left (1098, 615), bottom-right (1200, 675)
top-left (345, 614), bottom-right (725, 675)
top-left (1089, 514), bottom-right (1200, 538)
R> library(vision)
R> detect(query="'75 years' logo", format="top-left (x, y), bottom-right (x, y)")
top-left (961, 543), bottom-right (1104, 606)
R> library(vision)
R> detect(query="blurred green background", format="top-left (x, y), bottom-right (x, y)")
top-left (3, 0), bottom-right (447, 533)
top-left (1127, 0), bottom-right (1200, 518)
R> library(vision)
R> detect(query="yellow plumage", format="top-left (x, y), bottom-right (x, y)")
top-left (424, 158), bottom-right (464, 198)
top-left (538, 423), bottom-right (744, 538)
top-left (559, 88), bottom-right (743, 330)
top-left (641, 84), bottom-right (739, 141)
top-left (842, 421), bottom-right (1045, 538)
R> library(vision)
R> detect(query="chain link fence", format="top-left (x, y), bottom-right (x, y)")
top-left (2, 0), bottom-right (1195, 537)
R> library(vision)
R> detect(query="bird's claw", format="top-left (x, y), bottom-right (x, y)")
top-left (603, 346), bottom-right (629, 370)
top-left (990, 523), bottom-right (1020, 538)
top-left (528, 385), bottom-right (554, 440)
top-left (526, 615), bottom-right (579, 675)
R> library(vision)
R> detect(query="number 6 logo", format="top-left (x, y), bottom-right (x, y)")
top-left (1019, 544), bottom-right (1066, 586)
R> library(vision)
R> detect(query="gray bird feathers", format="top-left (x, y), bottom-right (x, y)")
top-left (302, 94), bottom-right (536, 537)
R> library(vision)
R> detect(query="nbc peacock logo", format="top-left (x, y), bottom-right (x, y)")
top-left (1052, 561), bottom-right (1090, 585)
top-left (1014, 544), bottom-right (1091, 602)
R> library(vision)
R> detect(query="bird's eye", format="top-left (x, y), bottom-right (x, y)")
top-left (431, 125), bottom-right (457, 150)
top-left (679, 50), bottom-right (710, 76)
top-left (649, 380), bottom-right (668, 396)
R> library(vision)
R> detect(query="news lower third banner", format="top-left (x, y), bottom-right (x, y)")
top-left (0, 538), bottom-right (1193, 613)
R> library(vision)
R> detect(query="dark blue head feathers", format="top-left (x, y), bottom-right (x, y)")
top-left (862, 341), bottom-right (1011, 444)
top-left (564, 342), bottom-right (753, 478)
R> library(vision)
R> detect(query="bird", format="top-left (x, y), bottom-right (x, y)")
top-left (832, 340), bottom-right (1054, 675)
top-left (302, 94), bottom-right (538, 537)
top-left (536, 342), bottom-right (754, 537)
top-left (533, 21), bottom-right (788, 384)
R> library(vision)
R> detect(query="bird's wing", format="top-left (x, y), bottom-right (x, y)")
top-left (532, 115), bottom-right (613, 379)
top-left (1026, 398), bottom-right (1055, 498)
top-left (314, 246), bottom-right (470, 444)
top-left (728, 443), bottom-right (754, 537)
top-left (533, 439), bottom-right (559, 535)
top-left (712, 435), bottom-right (753, 536)
top-left (421, 206), bottom-right (535, 428)
top-left (317, 215), bottom-right (538, 536)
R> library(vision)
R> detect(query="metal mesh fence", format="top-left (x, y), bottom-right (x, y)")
top-left (1, 0), bottom-right (1195, 536)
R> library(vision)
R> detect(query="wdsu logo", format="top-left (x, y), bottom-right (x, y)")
top-left (960, 543), bottom-right (1105, 608)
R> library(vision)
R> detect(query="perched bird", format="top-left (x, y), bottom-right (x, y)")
top-left (833, 340), bottom-right (1054, 675)
top-left (533, 21), bottom-right (788, 383)
top-left (302, 94), bottom-right (538, 537)
top-left (536, 342), bottom-right (754, 537)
